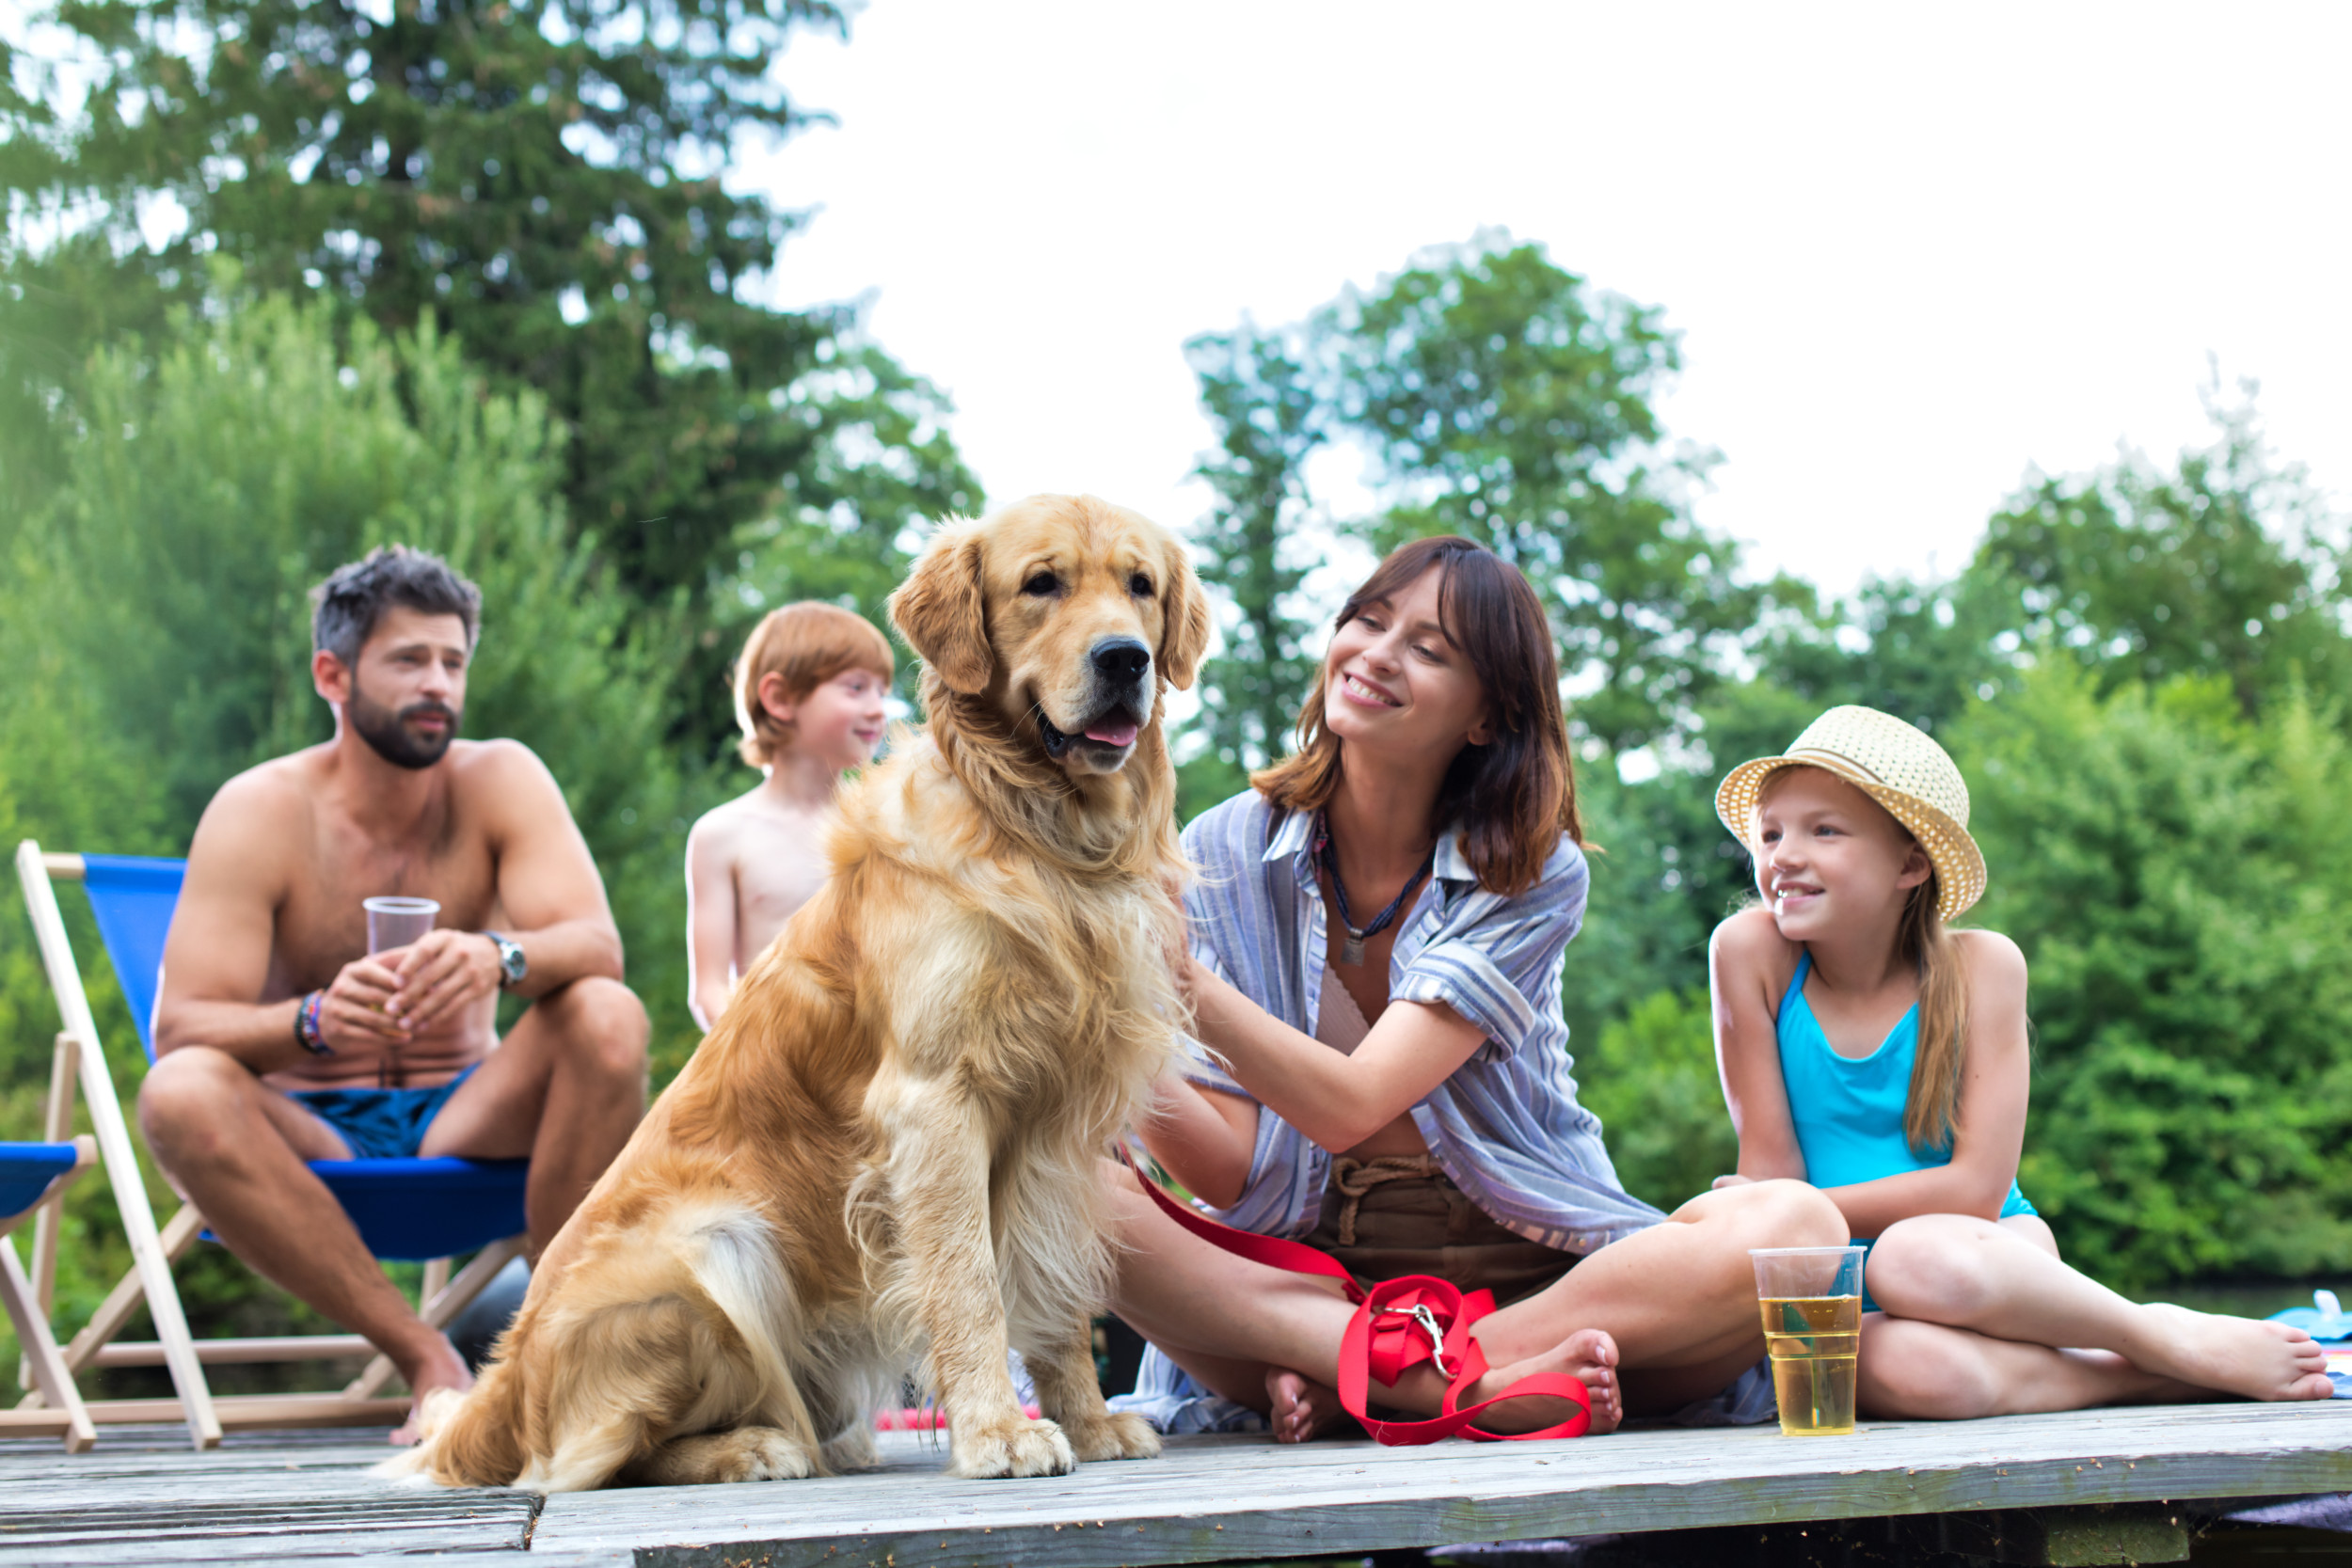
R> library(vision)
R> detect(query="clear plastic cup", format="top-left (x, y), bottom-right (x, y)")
top-left (1751, 1244), bottom-right (1866, 1436)
top-left (363, 895), bottom-right (440, 954)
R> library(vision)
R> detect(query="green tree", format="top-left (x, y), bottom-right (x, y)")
top-left (1976, 386), bottom-right (2347, 717)
top-left (1953, 664), bottom-right (2352, 1288)
top-left (1177, 321), bottom-right (1323, 816)
top-left (1744, 572), bottom-right (2022, 746)
top-left (695, 336), bottom-right (981, 752)
top-left (1328, 234), bottom-right (1795, 752)
top-left (0, 0), bottom-right (970, 632)
top-left (1566, 987), bottom-right (1737, 1213)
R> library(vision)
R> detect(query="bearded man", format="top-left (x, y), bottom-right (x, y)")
top-left (142, 546), bottom-right (649, 1442)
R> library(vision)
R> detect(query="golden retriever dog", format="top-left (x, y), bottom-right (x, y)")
top-left (385, 494), bottom-right (1208, 1491)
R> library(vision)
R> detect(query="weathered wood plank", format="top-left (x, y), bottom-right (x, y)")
top-left (0, 1494), bottom-right (537, 1548)
top-left (529, 1402), bottom-right (2352, 1568)
top-left (0, 1406), bottom-right (2344, 1568)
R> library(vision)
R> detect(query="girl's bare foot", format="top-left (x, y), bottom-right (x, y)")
top-left (2136, 1305), bottom-right (2334, 1402)
top-left (1265, 1368), bottom-right (1352, 1443)
top-left (1462, 1327), bottom-right (1623, 1435)
top-left (389, 1335), bottom-right (474, 1447)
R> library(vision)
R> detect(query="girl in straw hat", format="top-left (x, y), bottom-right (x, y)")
top-left (1710, 705), bottom-right (2333, 1416)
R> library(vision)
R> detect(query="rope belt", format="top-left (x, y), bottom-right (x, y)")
top-left (1328, 1153), bottom-right (1441, 1246)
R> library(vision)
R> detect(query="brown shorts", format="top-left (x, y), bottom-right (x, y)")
top-left (1305, 1155), bottom-right (1576, 1307)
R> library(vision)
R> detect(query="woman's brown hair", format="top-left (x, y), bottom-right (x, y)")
top-left (1250, 536), bottom-right (1580, 897)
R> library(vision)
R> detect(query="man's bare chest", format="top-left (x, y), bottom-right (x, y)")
top-left (274, 826), bottom-right (500, 990)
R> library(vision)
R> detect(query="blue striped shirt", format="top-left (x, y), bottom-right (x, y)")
top-left (1178, 791), bottom-right (1664, 1254)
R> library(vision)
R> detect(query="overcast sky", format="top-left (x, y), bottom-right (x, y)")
top-left (739, 1), bottom-right (2352, 603)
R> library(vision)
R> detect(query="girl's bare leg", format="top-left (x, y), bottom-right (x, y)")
top-left (1865, 1214), bottom-right (2332, 1407)
top-left (1858, 1313), bottom-right (2201, 1419)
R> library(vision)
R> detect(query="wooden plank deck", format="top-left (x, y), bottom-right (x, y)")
top-left (1, 1402), bottom-right (2345, 1567)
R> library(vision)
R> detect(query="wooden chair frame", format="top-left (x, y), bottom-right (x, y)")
top-left (7, 840), bottom-right (526, 1449)
top-left (3, 1133), bottom-right (99, 1451)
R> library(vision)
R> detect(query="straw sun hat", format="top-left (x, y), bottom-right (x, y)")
top-left (1714, 705), bottom-right (1987, 922)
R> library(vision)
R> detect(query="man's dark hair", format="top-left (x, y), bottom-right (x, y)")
top-left (310, 546), bottom-right (482, 667)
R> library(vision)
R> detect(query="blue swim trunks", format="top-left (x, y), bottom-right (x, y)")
top-left (290, 1065), bottom-right (478, 1161)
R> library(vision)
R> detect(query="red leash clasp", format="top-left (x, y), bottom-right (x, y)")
top-left (1374, 1301), bottom-right (1456, 1378)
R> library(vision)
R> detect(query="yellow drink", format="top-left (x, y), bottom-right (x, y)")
top-left (1760, 1294), bottom-right (1861, 1436)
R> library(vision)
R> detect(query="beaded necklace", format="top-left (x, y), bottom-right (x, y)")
top-left (1311, 809), bottom-right (1433, 967)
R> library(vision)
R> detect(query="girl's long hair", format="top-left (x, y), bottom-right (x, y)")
top-left (1900, 875), bottom-right (1971, 1154)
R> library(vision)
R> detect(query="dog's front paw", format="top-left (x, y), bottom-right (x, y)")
top-left (719, 1427), bottom-right (816, 1482)
top-left (631, 1425), bottom-right (816, 1486)
top-left (948, 1415), bottom-right (1075, 1480)
top-left (1063, 1409), bottom-right (1161, 1464)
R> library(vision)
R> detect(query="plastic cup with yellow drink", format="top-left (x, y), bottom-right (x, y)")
top-left (1752, 1245), bottom-right (1866, 1435)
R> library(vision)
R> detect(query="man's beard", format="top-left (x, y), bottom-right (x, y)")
top-left (347, 677), bottom-right (460, 770)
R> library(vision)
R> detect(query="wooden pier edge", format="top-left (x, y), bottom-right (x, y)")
top-left (527, 1405), bottom-right (2352, 1568)
top-left (615, 1480), bottom-right (2349, 1568)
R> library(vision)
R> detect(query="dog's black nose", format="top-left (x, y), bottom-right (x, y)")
top-left (1092, 639), bottom-right (1151, 680)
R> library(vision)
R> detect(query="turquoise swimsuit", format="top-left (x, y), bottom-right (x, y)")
top-left (1777, 952), bottom-right (2034, 1306)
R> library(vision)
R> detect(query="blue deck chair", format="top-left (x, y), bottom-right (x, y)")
top-left (2, 1135), bottom-right (98, 1450)
top-left (8, 841), bottom-right (531, 1448)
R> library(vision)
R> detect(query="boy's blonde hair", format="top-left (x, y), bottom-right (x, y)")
top-left (733, 602), bottom-right (895, 767)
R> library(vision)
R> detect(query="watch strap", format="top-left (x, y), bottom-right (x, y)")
top-left (483, 930), bottom-right (526, 990)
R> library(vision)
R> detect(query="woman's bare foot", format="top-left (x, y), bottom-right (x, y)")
top-left (1265, 1368), bottom-right (1353, 1444)
top-left (1461, 1326), bottom-right (1623, 1435)
top-left (1266, 1327), bottom-right (1627, 1442)
top-left (389, 1334), bottom-right (475, 1447)
top-left (2134, 1305), bottom-right (2333, 1402)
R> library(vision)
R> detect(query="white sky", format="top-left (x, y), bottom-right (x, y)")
top-left (742, 1), bottom-right (2352, 603)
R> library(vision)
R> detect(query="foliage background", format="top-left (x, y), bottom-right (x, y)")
top-left (5, 6), bottom-right (2348, 1401)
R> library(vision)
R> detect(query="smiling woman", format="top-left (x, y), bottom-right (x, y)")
top-left (1101, 535), bottom-right (1848, 1444)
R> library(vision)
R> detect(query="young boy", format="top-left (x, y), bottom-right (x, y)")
top-left (685, 602), bottom-right (894, 1028)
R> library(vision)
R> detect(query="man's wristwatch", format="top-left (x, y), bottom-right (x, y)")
top-left (484, 930), bottom-right (527, 991)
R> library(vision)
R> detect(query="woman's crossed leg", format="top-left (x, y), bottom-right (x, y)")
top-left (1107, 1164), bottom-right (1849, 1439)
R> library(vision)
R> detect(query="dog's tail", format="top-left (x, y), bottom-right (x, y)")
top-left (374, 1358), bottom-right (528, 1489)
top-left (383, 1198), bottom-right (823, 1494)
top-left (679, 1202), bottom-right (803, 1400)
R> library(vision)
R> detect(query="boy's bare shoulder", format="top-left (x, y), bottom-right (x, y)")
top-left (687, 793), bottom-right (755, 857)
top-left (690, 788), bottom-right (820, 855)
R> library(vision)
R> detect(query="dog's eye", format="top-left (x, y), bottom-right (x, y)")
top-left (1022, 572), bottom-right (1058, 597)
top-left (1129, 573), bottom-right (1153, 597)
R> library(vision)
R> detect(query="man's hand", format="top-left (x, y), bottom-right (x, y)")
top-left (382, 930), bottom-right (504, 1037)
top-left (316, 955), bottom-right (415, 1053)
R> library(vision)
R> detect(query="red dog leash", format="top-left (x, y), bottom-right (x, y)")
top-left (1123, 1150), bottom-right (1589, 1443)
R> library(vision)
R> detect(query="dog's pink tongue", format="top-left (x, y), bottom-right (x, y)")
top-left (1085, 720), bottom-right (1138, 747)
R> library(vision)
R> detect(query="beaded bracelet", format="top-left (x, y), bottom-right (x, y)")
top-left (294, 989), bottom-right (333, 1056)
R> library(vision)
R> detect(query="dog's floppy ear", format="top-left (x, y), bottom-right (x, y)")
top-left (1158, 539), bottom-right (1213, 692)
top-left (891, 524), bottom-right (993, 694)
